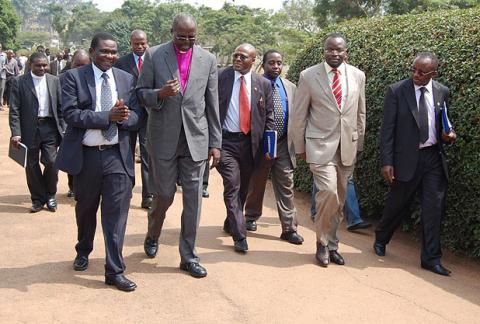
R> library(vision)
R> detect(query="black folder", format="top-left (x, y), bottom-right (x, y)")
top-left (8, 142), bottom-right (27, 168)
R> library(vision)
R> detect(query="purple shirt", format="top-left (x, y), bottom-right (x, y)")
top-left (174, 44), bottom-right (193, 93)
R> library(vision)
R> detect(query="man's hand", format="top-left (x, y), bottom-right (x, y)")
top-left (10, 136), bottom-right (21, 149)
top-left (109, 99), bottom-right (130, 122)
top-left (208, 148), bottom-right (221, 169)
top-left (442, 130), bottom-right (457, 143)
top-left (381, 165), bottom-right (395, 183)
top-left (158, 79), bottom-right (180, 99)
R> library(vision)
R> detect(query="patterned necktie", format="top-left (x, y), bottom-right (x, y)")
top-left (272, 81), bottom-right (284, 136)
top-left (239, 75), bottom-right (250, 134)
top-left (332, 68), bottom-right (342, 109)
top-left (137, 57), bottom-right (142, 73)
top-left (100, 73), bottom-right (117, 141)
top-left (419, 87), bottom-right (429, 143)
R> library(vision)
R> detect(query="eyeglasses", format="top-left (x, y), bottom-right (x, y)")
top-left (174, 35), bottom-right (196, 42)
top-left (232, 53), bottom-right (249, 61)
top-left (410, 67), bottom-right (436, 77)
top-left (324, 49), bottom-right (346, 55)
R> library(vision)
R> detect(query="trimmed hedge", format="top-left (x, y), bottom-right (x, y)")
top-left (287, 7), bottom-right (480, 257)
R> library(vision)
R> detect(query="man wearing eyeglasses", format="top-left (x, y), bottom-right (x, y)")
top-left (374, 52), bottom-right (456, 276)
top-left (291, 33), bottom-right (366, 267)
top-left (136, 13), bottom-right (221, 278)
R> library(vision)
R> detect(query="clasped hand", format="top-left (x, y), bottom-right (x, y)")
top-left (158, 79), bottom-right (180, 98)
top-left (109, 99), bottom-right (130, 122)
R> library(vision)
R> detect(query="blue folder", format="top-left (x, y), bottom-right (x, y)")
top-left (441, 101), bottom-right (453, 134)
top-left (263, 130), bottom-right (277, 159)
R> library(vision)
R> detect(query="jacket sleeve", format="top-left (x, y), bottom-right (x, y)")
top-left (8, 77), bottom-right (22, 137)
top-left (379, 85), bottom-right (397, 167)
top-left (290, 71), bottom-right (311, 154)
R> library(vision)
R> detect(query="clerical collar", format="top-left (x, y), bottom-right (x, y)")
top-left (30, 71), bottom-right (45, 80)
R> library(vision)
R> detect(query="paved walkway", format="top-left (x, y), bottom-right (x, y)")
top-left (0, 111), bottom-right (479, 323)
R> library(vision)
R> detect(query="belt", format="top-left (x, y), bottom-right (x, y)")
top-left (222, 130), bottom-right (250, 139)
top-left (84, 144), bottom-right (119, 151)
top-left (37, 117), bottom-right (53, 123)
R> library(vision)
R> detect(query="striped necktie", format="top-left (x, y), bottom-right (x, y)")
top-left (332, 68), bottom-right (342, 109)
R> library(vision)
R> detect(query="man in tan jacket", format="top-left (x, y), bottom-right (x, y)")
top-left (291, 33), bottom-right (366, 267)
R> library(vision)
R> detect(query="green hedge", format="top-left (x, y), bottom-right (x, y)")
top-left (288, 7), bottom-right (480, 257)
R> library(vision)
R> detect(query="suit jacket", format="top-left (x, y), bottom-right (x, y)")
top-left (55, 64), bottom-right (143, 177)
top-left (218, 66), bottom-right (274, 161)
top-left (281, 77), bottom-right (297, 167)
top-left (380, 78), bottom-right (449, 182)
top-left (49, 59), bottom-right (61, 76)
top-left (9, 73), bottom-right (65, 148)
top-left (114, 53), bottom-right (140, 83)
top-left (291, 62), bottom-right (366, 167)
top-left (136, 41), bottom-right (221, 162)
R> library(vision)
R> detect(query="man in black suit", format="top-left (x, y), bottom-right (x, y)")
top-left (9, 52), bottom-right (65, 213)
top-left (217, 43), bottom-right (274, 252)
top-left (114, 29), bottom-right (152, 209)
top-left (374, 52), bottom-right (457, 276)
top-left (49, 52), bottom-right (64, 76)
top-left (56, 32), bottom-right (143, 291)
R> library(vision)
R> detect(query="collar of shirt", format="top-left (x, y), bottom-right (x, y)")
top-left (324, 62), bottom-right (346, 75)
top-left (173, 43), bottom-right (193, 56)
top-left (133, 53), bottom-right (145, 65)
top-left (234, 70), bottom-right (252, 92)
top-left (92, 63), bottom-right (114, 82)
top-left (30, 71), bottom-right (45, 81)
top-left (414, 79), bottom-right (433, 94)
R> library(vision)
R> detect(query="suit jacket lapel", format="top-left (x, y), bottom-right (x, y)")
top-left (46, 75), bottom-right (55, 116)
top-left (282, 77), bottom-right (293, 114)
top-left (164, 42), bottom-right (179, 82)
top-left (432, 80), bottom-right (442, 115)
top-left (223, 67), bottom-right (234, 112)
top-left (315, 63), bottom-right (338, 111)
top-left (26, 73), bottom-right (38, 100)
top-left (343, 64), bottom-right (355, 112)
top-left (183, 45), bottom-right (202, 98)
top-left (129, 53), bottom-right (139, 78)
top-left (85, 64), bottom-right (96, 110)
top-left (405, 78), bottom-right (420, 129)
top-left (112, 67), bottom-right (126, 99)
top-left (250, 73), bottom-right (260, 112)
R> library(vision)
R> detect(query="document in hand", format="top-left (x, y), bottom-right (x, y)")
top-left (263, 130), bottom-right (277, 159)
top-left (8, 142), bottom-right (27, 168)
top-left (441, 101), bottom-right (453, 134)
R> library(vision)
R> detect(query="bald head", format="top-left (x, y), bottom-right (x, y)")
top-left (232, 43), bottom-right (256, 75)
top-left (172, 13), bottom-right (196, 32)
top-left (71, 49), bottom-right (90, 68)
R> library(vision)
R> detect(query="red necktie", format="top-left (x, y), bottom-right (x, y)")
top-left (137, 57), bottom-right (142, 73)
top-left (332, 68), bottom-right (342, 109)
top-left (239, 76), bottom-right (250, 134)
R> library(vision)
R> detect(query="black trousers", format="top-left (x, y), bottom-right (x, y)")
top-left (130, 122), bottom-right (151, 198)
top-left (74, 145), bottom-right (132, 277)
top-left (375, 145), bottom-right (447, 266)
top-left (216, 133), bottom-right (254, 241)
top-left (25, 118), bottom-right (59, 204)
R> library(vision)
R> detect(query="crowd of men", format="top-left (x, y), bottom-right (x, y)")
top-left (7, 12), bottom-right (457, 292)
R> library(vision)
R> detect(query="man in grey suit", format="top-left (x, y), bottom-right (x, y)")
top-left (136, 13), bottom-right (221, 278)
top-left (291, 33), bottom-right (366, 267)
top-left (244, 50), bottom-right (304, 245)
top-left (9, 52), bottom-right (65, 213)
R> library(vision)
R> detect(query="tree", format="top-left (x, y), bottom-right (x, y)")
top-left (65, 2), bottom-right (106, 46)
top-left (0, 0), bottom-right (21, 48)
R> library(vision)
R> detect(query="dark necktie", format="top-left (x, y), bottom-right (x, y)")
top-left (271, 81), bottom-right (284, 136)
top-left (332, 68), bottom-right (342, 109)
top-left (419, 87), bottom-right (429, 143)
top-left (239, 75), bottom-right (250, 134)
top-left (137, 57), bottom-right (142, 73)
top-left (100, 73), bottom-right (117, 141)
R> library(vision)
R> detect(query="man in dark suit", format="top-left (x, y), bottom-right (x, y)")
top-left (114, 29), bottom-right (152, 209)
top-left (374, 52), bottom-right (457, 276)
top-left (244, 50), bottom-right (303, 245)
top-left (217, 43), bottom-right (274, 252)
top-left (56, 32), bottom-right (143, 291)
top-left (9, 52), bottom-right (65, 213)
top-left (49, 52), bottom-right (64, 76)
top-left (136, 14), bottom-right (221, 278)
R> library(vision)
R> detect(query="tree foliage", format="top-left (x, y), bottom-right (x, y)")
top-left (0, 0), bottom-right (21, 48)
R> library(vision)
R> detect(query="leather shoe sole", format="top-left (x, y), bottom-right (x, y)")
top-left (73, 256), bottom-right (88, 271)
top-left (180, 262), bottom-right (207, 278)
top-left (421, 263), bottom-right (451, 276)
top-left (144, 237), bottom-right (158, 258)
top-left (373, 242), bottom-right (386, 256)
top-left (105, 275), bottom-right (137, 292)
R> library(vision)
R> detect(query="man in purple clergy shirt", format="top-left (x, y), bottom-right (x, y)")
top-left (136, 13), bottom-right (221, 278)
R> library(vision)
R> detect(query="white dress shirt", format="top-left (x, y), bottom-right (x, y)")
top-left (325, 62), bottom-right (347, 110)
top-left (31, 72), bottom-right (50, 117)
top-left (223, 70), bottom-right (252, 132)
top-left (82, 64), bottom-right (119, 146)
top-left (414, 79), bottom-right (437, 148)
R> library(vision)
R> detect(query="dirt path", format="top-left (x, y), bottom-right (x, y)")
top-left (0, 111), bottom-right (479, 323)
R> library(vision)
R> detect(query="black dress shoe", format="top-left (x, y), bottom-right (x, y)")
top-left (144, 236), bottom-right (158, 258)
top-left (73, 255), bottom-right (89, 271)
top-left (245, 220), bottom-right (257, 231)
top-left (315, 243), bottom-right (329, 267)
top-left (180, 262), bottom-right (207, 278)
top-left (329, 250), bottom-right (345, 265)
top-left (46, 197), bottom-right (57, 212)
top-left (347, 221), bottom-right (372, 231)
top-left (280, 231), bottom-right (304, 245)
top-left (141, 196), bottom-right (153, 209)
top-left (67, 190), bottom-right (75, 198)
top-left (202, 185), bottom-right (209, 198)
top-left (234, 238), bottom-right (248, 252)
top-left (421, 263), bottom-right (451, 276)
top-left (105, 274), bottom-right (137, 292)
top-left (373, 241), bottom-right (386, 256)
top-left (30, 202), bottom-right (43, 213)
